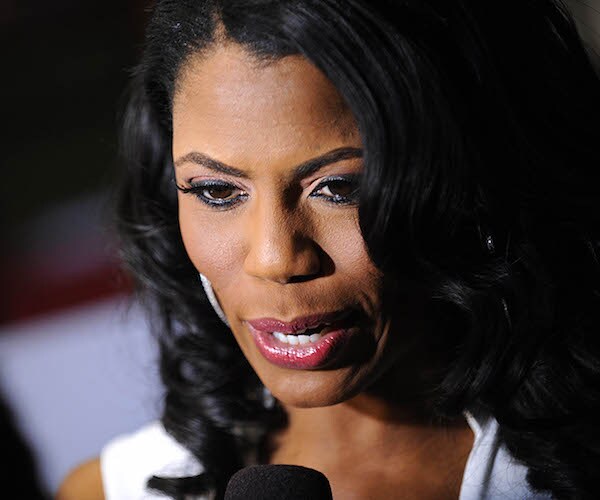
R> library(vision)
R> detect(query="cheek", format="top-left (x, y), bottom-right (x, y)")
top-left (318, 215), bottom-right (380, 285)
top-left (178, 200), bottom-right (243, 285)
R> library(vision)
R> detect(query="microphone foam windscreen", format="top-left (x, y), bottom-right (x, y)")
top-left (224, 464), bottom-right (333, 500)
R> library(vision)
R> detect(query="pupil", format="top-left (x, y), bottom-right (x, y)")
top-left (208, 187), bottom-right (233, 199)
top-left (330, 181), bottom-right (354, 197)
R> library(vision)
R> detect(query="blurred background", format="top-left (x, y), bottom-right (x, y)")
top-left (0, 0), bottom-right (598, 498)
top-left (0, 1), bottom-right (161, 497)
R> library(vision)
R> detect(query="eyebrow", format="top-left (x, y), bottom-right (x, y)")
top-left (173, 147), bottom-right (363, 181)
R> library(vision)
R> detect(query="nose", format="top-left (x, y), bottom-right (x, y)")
top-left (242, 201), bottom-right (321, 284)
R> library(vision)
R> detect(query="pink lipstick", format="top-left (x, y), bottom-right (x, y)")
top-left (245, 309), bottom-right (361, 369)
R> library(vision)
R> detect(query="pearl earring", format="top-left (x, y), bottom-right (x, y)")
top-left (199, 273), bottom-right (230, 327)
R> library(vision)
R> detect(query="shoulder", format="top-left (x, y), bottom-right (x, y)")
top-left (99, 420), bottom-right (204, 500)
top-left (55, 457), bottom-right (104, 500)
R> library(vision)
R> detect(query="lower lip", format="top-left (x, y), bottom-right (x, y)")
top-left (247, 322), bottom-right (360, 370)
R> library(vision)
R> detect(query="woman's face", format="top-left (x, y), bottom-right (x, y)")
top-left (173, 43), bottom-right (435, 408)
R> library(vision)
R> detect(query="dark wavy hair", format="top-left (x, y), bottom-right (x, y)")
top-left (115, 0), bottom-right (600, 498)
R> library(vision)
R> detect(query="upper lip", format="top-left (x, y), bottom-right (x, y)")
top-left (246, 309), bottom-right (353, 334)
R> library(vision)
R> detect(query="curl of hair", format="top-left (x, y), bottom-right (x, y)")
top-left (115, 1), bottom-right (600, 498)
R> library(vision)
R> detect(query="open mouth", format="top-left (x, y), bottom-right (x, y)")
top-left (248, 309), bottom-right (367, 370)
top-left (269, 310), bottom-right (357, 346)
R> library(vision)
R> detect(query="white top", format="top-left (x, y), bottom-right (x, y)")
top-left (459, 410), bottom-right (552, 499)
top-left (101, 421), bottom-right (205, 499)
top-left (101, 410), bottom-right (554, 499)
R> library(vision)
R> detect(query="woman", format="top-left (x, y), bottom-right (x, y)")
top-left (57, 0), bottom-right (600, 499)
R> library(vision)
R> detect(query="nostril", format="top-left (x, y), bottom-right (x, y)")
top-left (288, 274), bottom-right (318, 284)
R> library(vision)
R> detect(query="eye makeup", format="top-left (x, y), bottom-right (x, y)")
top-left (176, 180), bottom-right (248, 209)
top-left (176, 173), bottom-right (361, 209)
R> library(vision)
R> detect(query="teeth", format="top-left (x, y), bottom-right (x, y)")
top-left (287, 320), bottom-right (335, 335)
top-left (269, 312), bottom-right (353, 345)
top-left (273, 332), bottom-right (286, 342)
top-left (272, 331), bottom-right (324, 344)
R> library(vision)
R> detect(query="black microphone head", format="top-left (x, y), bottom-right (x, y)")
top-left (224, 464), bottom-right (333, 500)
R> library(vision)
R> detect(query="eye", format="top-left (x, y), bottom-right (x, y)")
top-left (310, 175), bottom-right (361, 205)
top-left (176, 181), bottom-right (248, 208)
top-left (202, 184), bottom-right (237, 200)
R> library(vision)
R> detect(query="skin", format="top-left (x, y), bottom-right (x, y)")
top-left (173, 43), bottom-right (474, 499)
top-left (55, 457), bottom-right (103, 500)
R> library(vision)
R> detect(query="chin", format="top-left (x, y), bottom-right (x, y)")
top-left (274, 391), bottom-right (351, 409)
top-left (259, 364), bottom-right (367, 409)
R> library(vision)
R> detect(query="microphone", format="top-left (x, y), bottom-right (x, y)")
top-left (224, 464), bottom-right (333, 500)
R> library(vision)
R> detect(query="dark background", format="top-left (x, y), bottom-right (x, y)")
top-left (2, 0), bottom-right (150, 325)
top-left (1, 3), bottom-right (160, 496)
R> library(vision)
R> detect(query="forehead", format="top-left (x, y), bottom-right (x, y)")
top-left (172, 43), bottom-right (360, 166)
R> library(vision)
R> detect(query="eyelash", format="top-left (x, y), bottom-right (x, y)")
top-left (175, 176), bottom-right (361, 209)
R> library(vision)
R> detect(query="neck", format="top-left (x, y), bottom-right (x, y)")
top-left (279, 392), bottom-right (470, 461)
top-left (266, 394), bottom-right (474, 499)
